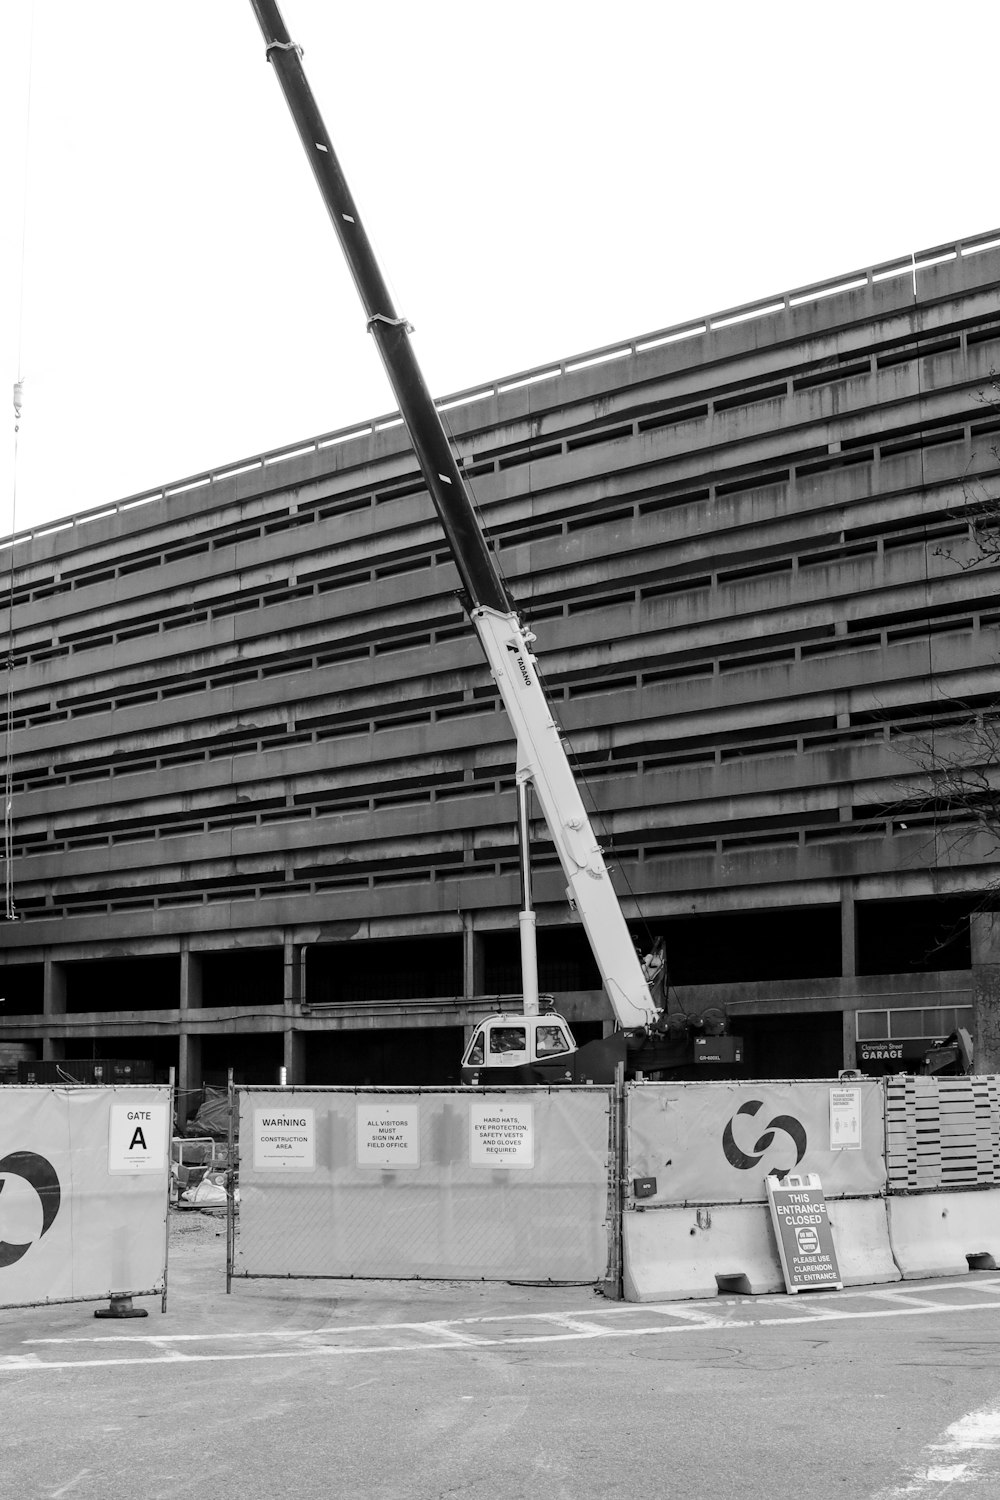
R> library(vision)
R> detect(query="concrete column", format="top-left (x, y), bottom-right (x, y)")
top-left (41, 1034), bottom-right (67, 1063)
top-left (463, 918), bottom-right (484, 999)
top-left (178, 948), bottom-right (203, 1129)
top-left (296, 943), bottom-right (311, 1007)
top-left (282, 934), bottom-right (306, 1083)
top-left (971, 912), bottom-right (1000, 1073)
top-left (284, 934), bottom-right (299, 1004)
top-left (841, 1010), bottom-right (857, 1072)
top-left (179, 947), bottom-right (202, 1012)
top-left (838, 887), bottom-right (858, 1071)
top-left (43, 959), bottom-right (66, 1016)
top-left (177, 1033), bottom-right (203, 1129)
top-left (840, 884), bottom-right (857, 977)
top-left (42, 960), bottom-right (67, 1062)
top-left (283, 1029), bottom-right (307, 1084)
top-left (461, 917), bottom-right (483, 1061)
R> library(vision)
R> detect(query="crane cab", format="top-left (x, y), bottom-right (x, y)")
top-left (461, 1013), bottom-right (577, 1085)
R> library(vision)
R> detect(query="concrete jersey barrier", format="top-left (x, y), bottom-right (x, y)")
top-left (623, 1079), bottom-right (895, 1302)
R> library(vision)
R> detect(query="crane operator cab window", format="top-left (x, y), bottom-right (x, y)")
top-left (535, 1023), bottom-right (572, 1057)
top-left (462, 1017), bottom-right (575, 1073)
top-left (489, 1026), bottom-right (527, 1057)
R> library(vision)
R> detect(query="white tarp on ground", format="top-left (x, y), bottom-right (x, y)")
top-left (0, 1086), bottom-right (170, 1308)
top-left (234, 1086), bottom-right (613, 1283)
top-left (627, 1080), bottom-right (887, 1205)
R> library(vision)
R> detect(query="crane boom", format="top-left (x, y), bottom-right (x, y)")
top-left (248, 0), bottom-right (661, 1035)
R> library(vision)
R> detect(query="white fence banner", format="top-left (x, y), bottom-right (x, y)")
top-left (627, 1080), bottom-right (887, 1206)
top-left (233, 1086), bottom-right (613, 1283)
top-left (0, 1086), bottom-right (170, 1309)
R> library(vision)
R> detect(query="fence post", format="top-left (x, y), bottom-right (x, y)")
top-left (601, 1063), bottom-right (627, 1300)
top-left (226, 1070), bottom-right (236, 1294)
top-left (163, 1065), bottom-right (175, 1314)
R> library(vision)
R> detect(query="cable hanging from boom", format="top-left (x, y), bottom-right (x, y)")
top-left (5, 385), bottom-right (22, 923)
top-left (5, 7), bottom-right (36, 924)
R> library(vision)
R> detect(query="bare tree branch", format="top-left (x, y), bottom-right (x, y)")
top-left (936, 372), bottom-right (1000, 569)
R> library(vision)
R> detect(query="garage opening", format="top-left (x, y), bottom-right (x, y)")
top-left (736, 1010), bottom-right (844, 1078)
top-left (0, 962), bottom-right (43, 1015)
top-left (657, 907), bottom-right (842, 984)
top-left (64, 956), bottom-right (181, 1013)
top-left (482, 927), bottom-right (601, 995)
top-left (306, 936), bottom-right (462, 1005)
top-left (199, 948), bottom-right (284, 1007)
top-left (305, 1026), bottom-right (466, 1086)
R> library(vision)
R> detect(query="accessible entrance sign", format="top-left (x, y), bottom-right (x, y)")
top-left (765, 1173), bottom-right (842, 1293)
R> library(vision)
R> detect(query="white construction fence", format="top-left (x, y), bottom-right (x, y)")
top-left (222, 1076), bottom-right (1000, 1302)
top-left (0, 1085), bottom-right (171, 1311)
top-left (623, 1079), bottom-right (895, 1300)
top-left (230, 1085), bottom-right (616, 1285)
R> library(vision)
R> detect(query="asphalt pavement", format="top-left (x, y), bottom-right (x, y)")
top-left (2, 1209), bottom-right (1000, 1500)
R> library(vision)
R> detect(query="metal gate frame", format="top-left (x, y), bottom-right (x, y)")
top-left (0, 1083), bottom-right (173, 1313)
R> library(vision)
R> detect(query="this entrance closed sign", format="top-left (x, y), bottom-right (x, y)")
top-left (765, 1173), bottom-right (842, 1293)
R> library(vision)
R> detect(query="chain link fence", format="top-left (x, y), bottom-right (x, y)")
top-left (229, 1085), bottom-right (615, 1285)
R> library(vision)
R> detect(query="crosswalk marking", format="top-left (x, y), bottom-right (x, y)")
top-left (869, 1401), bottom-right (1000, 1498)
top-left (3, 1276), bottom-right (998, 1374)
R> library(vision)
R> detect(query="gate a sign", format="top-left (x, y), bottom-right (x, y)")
top-left (108, 1102), bottom-right (169, 1173)
top-left (765, 1173), bottom-right (842, 1293)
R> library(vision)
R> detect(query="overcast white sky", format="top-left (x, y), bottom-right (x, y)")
top-left (2, 0), bottom-right (998, 539)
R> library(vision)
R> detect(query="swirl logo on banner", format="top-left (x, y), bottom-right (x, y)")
top-left (0, 1151), bottom-right (61, 1268)
top-left (722, 1099), bottom-right (807, 1173)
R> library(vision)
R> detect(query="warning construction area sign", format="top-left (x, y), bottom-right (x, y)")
top-left (765, 1173), bottom-right (842, 1293)
top-left (253, 1109), bottom-right (316, 1172)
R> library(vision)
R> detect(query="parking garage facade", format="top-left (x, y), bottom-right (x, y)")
top-left (1, 230), bottom-right (1000, 1111)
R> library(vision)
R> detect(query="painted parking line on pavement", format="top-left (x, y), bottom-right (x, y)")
top-left (868, 1400), bottom-right (1000, 1499)
top-left (2, 1277), bottom-right (1000, 1373)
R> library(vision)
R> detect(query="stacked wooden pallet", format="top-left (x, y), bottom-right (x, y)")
top-left (885, 1077), bottom-right (1000, 1191)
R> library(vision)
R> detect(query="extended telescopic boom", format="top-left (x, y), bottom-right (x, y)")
top-left (248, 0), bottom-right (661, 1033)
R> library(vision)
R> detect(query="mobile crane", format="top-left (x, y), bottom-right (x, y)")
top-left (248, 1), bottom-right (738, 1083)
